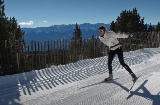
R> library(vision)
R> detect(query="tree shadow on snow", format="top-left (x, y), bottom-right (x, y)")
top-left (0, 74), bottom-right (22, 105)
top-left (0, 68), bottom-right (58, 105)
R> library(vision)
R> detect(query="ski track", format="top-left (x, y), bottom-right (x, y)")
top-left (0, 48), bottom-right (160, 105)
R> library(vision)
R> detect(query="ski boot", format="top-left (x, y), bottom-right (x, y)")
top-left (131, 73), bottom-right (138, 83)
top-left (105, 74), bottom-right (113, 81)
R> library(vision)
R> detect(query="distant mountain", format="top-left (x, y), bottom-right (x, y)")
top-left (22, 23), bottom-right (110, 42)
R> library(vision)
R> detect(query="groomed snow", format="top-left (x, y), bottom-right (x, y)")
top-left (0, 48), bottom-right (160, 105)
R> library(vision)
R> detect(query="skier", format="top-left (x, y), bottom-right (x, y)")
top-left (98, 26), bottom-right (137, 82)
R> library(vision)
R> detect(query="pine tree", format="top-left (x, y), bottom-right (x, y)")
top-left (148, 23), bottom-right (155, 32)
top-left (110, 21), bottom-right (116, 32)
top-left (70, 23), bottom-right (82, 62)
top-left (0, 0), bottom-right (5, 17)
top-left (112, 8), bottom-right (146, 33)
top-left (72, 23), bottom-right (82, 41)
top-left (0, 0), bottom-right (25, 75)
top-left (139, 17), bottom-right (147, 32)
top-left (156, 22), bottom-right (160, 32)
top-left (0, 0), bottom-right (7, 40)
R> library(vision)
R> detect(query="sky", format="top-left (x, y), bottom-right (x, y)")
top-left (4, 0), bottom-right (160, 28)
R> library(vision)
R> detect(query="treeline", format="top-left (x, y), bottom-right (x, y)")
top-left (110, 8), bottom-right (160, 33)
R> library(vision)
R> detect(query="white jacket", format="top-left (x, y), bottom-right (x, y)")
top-left (99, 31), bottom-right (129, 50)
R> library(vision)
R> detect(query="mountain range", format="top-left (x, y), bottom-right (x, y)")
top-left (22, 23), bottom-right (110, 42)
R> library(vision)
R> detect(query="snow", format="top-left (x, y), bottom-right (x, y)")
top-left (0, 48), bottom-right (160, 105)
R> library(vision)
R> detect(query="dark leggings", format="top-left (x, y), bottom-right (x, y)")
top-left (108, 47), bottom-right (133, 74)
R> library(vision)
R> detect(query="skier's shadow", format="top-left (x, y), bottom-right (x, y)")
top-left (112, 80), bottom-right (160, 105)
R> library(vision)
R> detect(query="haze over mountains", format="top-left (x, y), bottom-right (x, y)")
top-left (22, 23), bottom-right (110, 42)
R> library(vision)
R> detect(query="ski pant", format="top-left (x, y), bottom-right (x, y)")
top-left (108, 47), bottom-right (133, 74)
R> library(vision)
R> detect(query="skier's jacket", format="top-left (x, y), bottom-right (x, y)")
top-left (99, 31), bottom-right (129, 50)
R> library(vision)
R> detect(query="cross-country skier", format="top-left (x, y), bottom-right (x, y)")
top-left (98, 26), bottom-right (137, 82)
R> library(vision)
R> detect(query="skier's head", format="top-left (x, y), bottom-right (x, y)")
top-left (98, 26), bottom-right (106, 37)
top-left (98, 26), bottom-right (106, 31)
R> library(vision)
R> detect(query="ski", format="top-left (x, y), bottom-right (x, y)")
top-left (79, 78), bottom-right (119, 89)
top-left (128, 75), bottom-right (141, 94)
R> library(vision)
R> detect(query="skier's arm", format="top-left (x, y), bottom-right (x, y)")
top-left (109, 31), bottom-right (129, 38)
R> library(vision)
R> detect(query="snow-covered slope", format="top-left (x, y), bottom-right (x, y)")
top-left (0, 48), bottom-right (160, 105)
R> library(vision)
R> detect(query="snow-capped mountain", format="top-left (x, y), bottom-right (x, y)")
top-left (22, 23), bottom-right (110, 42)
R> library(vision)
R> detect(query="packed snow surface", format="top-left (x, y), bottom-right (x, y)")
top-left (0, 48), bottom-right (160, 105)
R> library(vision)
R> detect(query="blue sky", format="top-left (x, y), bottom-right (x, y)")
top-left (4, 0), bottom-right (160, 28)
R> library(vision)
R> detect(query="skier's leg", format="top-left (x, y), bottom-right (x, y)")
top-left (108, 50), bottom-right (116, 74)
top-left (116, 47), bottom-right (133, 74)
top-left (117, 47), bottom-right (137, 81)
top-left (105, 50), bottom-right (115, 81)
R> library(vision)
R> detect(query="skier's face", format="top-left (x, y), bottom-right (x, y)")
top-left (98, 29), bottom-right (105, 37)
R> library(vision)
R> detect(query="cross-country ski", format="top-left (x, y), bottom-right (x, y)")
top-left (128, 75), bottom-right (141, 94)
